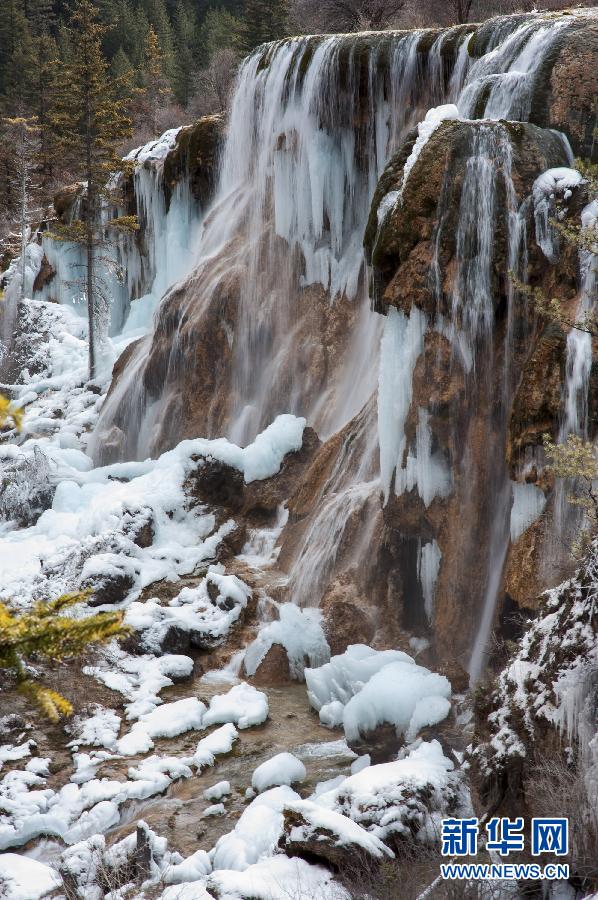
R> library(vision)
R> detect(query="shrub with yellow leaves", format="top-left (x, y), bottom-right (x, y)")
top-left (0, 593), bottom-right (127, 722)
top-left (0, 394), bottom-right (23, 431)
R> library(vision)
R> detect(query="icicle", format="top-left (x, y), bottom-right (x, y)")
top-left (419, 540), bottom-right (442, 623)
top-left (377, 306), bottom-right (426, 505)
top-left (510, 482), bottom-right (547, 542)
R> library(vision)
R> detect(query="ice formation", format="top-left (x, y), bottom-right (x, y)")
top-left (305, 645), bottom-right (451, 741)
top-left (243, 603), bottom-right (330, 680)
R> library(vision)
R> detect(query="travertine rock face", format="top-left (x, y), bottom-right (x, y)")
top-left (162, 114), bottom-right (225, 208)
top-left (366, 118), bottom-right (588, 664)
top-left (543, 16), bottom-right (598, 161)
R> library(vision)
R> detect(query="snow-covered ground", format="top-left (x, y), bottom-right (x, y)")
top-left (0, 293), bottom-right (470, 899)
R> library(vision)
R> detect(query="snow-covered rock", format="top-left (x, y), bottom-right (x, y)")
top-left (202, 682), bottom-right (268, 730)
top-left (207, 854), bottom-right (350, 900)
top-left (203, 780), bottom-right (231, 802)
top-left (0, 853), bottom-right (61, 900)
top-left (280, 796), bottom-right (393, 866)
top-left (193, 724), bottom-right (238, 770)
top-left (116, 697), bottom-right (206, 756)
top-left (305, 644), bottom-right (451, 741)
top-left (251, 753), bottom-right (306, 793)
top-left (243, 603), bottom-right (330, 681)
top-left (474, 539), bottom-right (598, 782)
top-left (533, 166), bottom-right (585, 262)
top-left (316, 740), bottom-right (463, 845)
top-left (125, 567), bottom-right (251, 654)
top-left (85, 649), bottom-right (194, 721)
top-left (210, 786), bottom-right (299, 871)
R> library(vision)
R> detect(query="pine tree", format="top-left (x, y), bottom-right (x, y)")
top-left (31, 34), bottom-right (62, 188)
top-left (143, 0), bottom-right (177, 84)
top-left (172, 0), bottom-right (196, 107)
top-left (47, 0), bottom-right (137, 381)
top-left (239, 0), bottom-right (288, 56)
top-left (200, 7), bottom-right (242, 62)
top-left (0, 0), bottom-right (37, 115)
top-left (0, 592), bottom-right (126, 722)
top-left (139, 25), bottom-right (174, 134)
top-left (25, 0), bottom-right (57, 39)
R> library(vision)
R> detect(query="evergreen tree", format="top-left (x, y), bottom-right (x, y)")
top-left (25, 0), bottom-right (57, 38)
top-left (200, 7), bottom-right (242, 62)
top-left (30, 34), bottom-right (62, 188)
top-left (111, 45), bottom-right (135, 88)
top-left (48, 0), bottom-right (137, 381)
top-left (0, 0), bottom-right (37, 115)
top-left (143, 0), bottom-right (177, 84)
top-left (138, 25), bottom-right (174, 134)
top-left (239, 0), bottom-right (288, 55)
top-left (0, 591), bottom-right (126, 722)
top-left (172, 0), bottom-right (196, 106)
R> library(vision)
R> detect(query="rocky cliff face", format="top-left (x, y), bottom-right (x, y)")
top-left (365, 118), bottom-right (590, 669)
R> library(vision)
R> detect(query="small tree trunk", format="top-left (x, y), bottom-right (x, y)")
top-left (85, 106), bottom-right (96, 382)
top-left (86, 207), bottom-right (95, 382)
top-left (19, 127), bottom-right (28, 301)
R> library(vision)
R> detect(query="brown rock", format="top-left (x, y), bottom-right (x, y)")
top-left (53, 183), bottom-right (85, 221)
top-left (320, 584), bottom-right (376, 657)
top-left (545, 17), bottom-right (598, 160)
top-left (279, 807), bottom-right (388, 870)
top-left (32, 253), bottom-right (55, 293)
top-left (249, 644), bottom-right (291, 686)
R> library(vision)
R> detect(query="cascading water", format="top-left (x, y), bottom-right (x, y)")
top-left (30, 10), bottom-right (593, 672)
top-left (93, 27), bottom-right (483, 459)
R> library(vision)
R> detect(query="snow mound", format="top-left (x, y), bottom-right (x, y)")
top-left (203, 780), bottom-right (231, 801)
top-left (243, 603), bottom-right (330, 680)
top-left (164, 848), bottom-right (212, 885)
top-left (305, 644), bottom-right (451, 741)
top-left (193, 724), bottom-right (238, 770)
top-left (316, 740), bottom-right (461, 844)
top-left (0, 853), bottom-right (61, 900)
top-left (210, 785), bottom-right (300, 871)
top-left (68, 706), bottom-right (121, 751)
top-left (252, 753), bottom-right (306, 793)
top-left (116, 697), bottom-right (206, 756)
top-left (207, 854), bottom-right (350, 900)
top-left (202, 683), bottom-right (268, 730)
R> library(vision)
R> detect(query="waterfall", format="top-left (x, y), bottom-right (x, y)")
top-left (93, 28), bottom-right (483, 458)
top-left (561, 200), bottom-right (598, 440)
top-left (35, 130), bottom-right (202, 349)
top-left (32, 11), bottom-right (591, 670)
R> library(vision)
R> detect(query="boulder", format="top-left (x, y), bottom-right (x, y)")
top-left (320, 586), bottom-right (376, 657)
top-left (32, 254), bottom-right (55, 293)
top-left (249, 644), bottom-right (291, 686)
